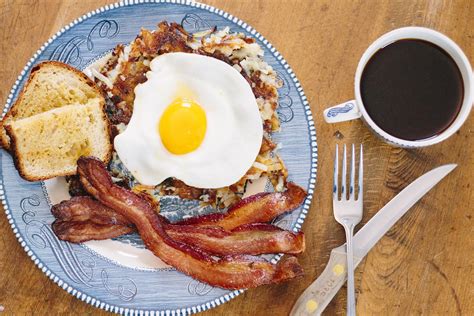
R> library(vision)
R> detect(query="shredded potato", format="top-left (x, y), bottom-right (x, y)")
top-left (93, 22), bottom-right (288, 208)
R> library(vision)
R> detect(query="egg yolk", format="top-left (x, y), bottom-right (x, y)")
top-left (158, 98), bottom-right (207, 155)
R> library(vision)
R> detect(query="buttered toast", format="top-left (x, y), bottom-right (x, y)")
top-left (5, 99), bottom-right (112, 181)
top-left (0, 61), bottom-right (104, 150)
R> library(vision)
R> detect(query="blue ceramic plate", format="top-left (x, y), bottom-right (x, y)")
top-left (0, 1), bottom-right (317, 314)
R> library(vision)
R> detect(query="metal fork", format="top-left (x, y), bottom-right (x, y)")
top-left (333, 144), bottom-right (363, 316)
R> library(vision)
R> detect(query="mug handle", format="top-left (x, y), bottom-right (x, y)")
top-left (323, 100), bottom-right (361, 123)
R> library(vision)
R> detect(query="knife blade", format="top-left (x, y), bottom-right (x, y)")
top-left (290, 164), bottom-right (457, 316)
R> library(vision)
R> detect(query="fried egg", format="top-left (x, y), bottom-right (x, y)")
top-left (114, 52), bottom-right (263, 189)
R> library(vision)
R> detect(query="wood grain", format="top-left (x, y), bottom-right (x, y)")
top-left (0, 0), bottom-right (473, 315)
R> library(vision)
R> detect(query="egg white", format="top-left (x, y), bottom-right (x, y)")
top-left (114, 52), bottom-right (263, 189)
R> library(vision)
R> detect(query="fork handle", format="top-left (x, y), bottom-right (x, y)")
top-left (344, 222), bottom-right (356, 316)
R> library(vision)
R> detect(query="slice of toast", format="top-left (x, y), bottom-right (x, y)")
top-left (0, 61), bottom-right (104, 150)
top-left (5, 98), bottom-right (112, 181)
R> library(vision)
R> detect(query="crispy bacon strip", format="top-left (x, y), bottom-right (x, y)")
top-left (52, 196), bottom-right (131, 225)
top-left (177, 182), bottom-right (307, 230)
top-left (77, 157), bottom-right (303, 289)
top-left (52, 196), bottom-right (305, 255)
top-left (52, 220), bottom-right (134, 243)
top-left (166, 223), bottom-right (305, 256)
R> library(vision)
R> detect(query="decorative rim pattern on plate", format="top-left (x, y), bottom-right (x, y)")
top-left (0, 1), bottom-right (318, 315)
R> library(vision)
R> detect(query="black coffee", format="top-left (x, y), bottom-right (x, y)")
top-left (360, 39), bottom-right (464, 141)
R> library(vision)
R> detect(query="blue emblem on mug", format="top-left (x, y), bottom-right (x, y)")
top-left (326, 102), bottom-right (354, 118)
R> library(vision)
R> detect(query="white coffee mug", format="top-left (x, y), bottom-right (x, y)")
top-left (324, 27), bottom-right (473, 147)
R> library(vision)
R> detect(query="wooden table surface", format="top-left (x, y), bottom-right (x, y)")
top-left (0, 0), bottom-right (473, 315)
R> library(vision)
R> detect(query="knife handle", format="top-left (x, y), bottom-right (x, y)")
top-left (290, 249), bottom-right (348, 315)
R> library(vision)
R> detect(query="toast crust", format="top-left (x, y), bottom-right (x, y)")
top-left (0, 61), bottom-right (105, 150)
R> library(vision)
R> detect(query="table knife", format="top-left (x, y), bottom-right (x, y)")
top-left (290, 164), bottom-right (457, 315)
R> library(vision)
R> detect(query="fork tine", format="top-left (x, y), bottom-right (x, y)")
top-left (333, 144), bottom-right (339, 199)
top-left (342, 144), bottom-right (347, 200)
top-left (350, 144), bottom-right (355, 199)
top-left (358, 144), bottom-right (364, 201)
